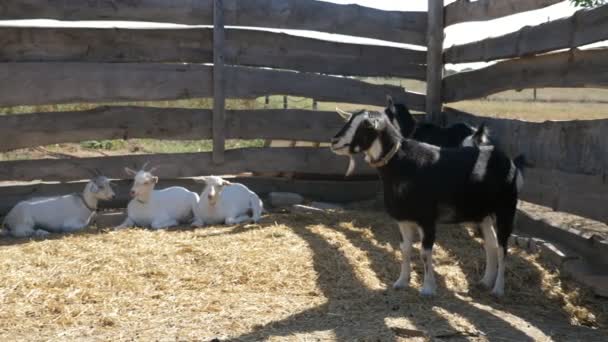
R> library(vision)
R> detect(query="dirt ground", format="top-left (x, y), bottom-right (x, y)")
top-left (1, 209), bottom-right (606, 341)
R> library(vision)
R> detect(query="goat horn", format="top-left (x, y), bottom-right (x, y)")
top-left (336, 107), bottom-right (352, 120)
top-left (141, 161), bottom-right (150, 171)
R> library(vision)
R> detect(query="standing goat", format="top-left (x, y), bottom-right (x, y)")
top-left (192, 176), bottom-right (263, 226)
top-left (3, 176), bottom-right (115, 238)
top-left (330, 109), bottom-right (524, 297)
top-left (116, 165), bottom-right (198, 230)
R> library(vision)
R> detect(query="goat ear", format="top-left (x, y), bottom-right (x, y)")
top-left (90, 182), bottom-right (99, 193)
top-left (193, 177), bottom-right (207, 184)
top-left (386, 95), bottom-right (396, 114)
top-left (124, 167), bottom-right (137, 176)
top-left (473, 123), bottom-right (488, 143)
top-left (336, 107), bottom-right (352, 121)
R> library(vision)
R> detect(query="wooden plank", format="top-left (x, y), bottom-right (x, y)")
top-left (522, 168), bottom-right (608, 223)
top-left (0, 108), bottom-right (346, 152)
top-left (0, 177), bottom-right (381, 215)
top-left (445, 4), bottom-right (608, 63)
top-left (213, 0), bottom-right (226, 164)
top-left (0, 0), bottom-right (427, 45)
top-left (0, 26), bottom-right (426, 79)
top-left (445, 0), bottom-right (564, 27)
top-left (443, 48), bottom-right (608, 102)
top-left (443, 107), bottom-right (608, 176)
top-left (0, 63), bottom-right (425, 111)
top-left (425, 0), bottom-right (444, 123)
top-left (0, 148), bottom-right (375, 182)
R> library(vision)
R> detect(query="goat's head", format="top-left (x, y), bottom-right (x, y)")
top-left (384, 95), bottom-right (417, 137)
top-left (461, 123), bottom-right (491, 147)
top-left (195, 176), bottom-right (231, 206)
top-left (88, 176), bottom-right (116, 201)
top-left (124, 164), bottom-right (159, 202)
top-left (331, 109), bottom-right (400, 175)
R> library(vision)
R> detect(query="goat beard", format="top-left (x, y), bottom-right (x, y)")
top-left (345, 157), bottom-right (356, 177)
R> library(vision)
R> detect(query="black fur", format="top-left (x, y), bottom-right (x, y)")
top-left (333, 110), bottom-right (522, 256)
top-left (385, 97), bottom-right (490, 148)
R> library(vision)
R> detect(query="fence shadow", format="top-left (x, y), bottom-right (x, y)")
top-left (229, 210), bottom-right (608, 341)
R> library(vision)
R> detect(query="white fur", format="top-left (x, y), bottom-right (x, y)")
top-left (116, 168), bottom-right (198, 230)
top-left (3, 177), bottom-right (115, 238)
top-left (192, 176), bottom-right (263, 227)
top-left (480, 216), bottom-right (499, 289)
top-left (393, 221), bottom-right (416, 290)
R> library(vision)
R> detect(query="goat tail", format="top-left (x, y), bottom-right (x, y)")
top-left (513, 154), bottom-right (532, 174)
top-left (250, 195), bottom-right (263, 223)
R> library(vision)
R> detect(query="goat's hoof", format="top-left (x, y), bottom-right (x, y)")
top-left (420, 287), bottom-right (436, 297)
top-left (392, 278), bottom-right (410, 290)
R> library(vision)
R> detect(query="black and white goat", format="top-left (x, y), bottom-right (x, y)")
top-left (380, 96), bottom-right (491, 148)
top-left (330, 109), bottom-right (524, 297)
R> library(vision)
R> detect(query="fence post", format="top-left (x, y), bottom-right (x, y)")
top-left (213, 0), bottom-right (226, 164)
top-left (426, 0), bottom-right (444, 124)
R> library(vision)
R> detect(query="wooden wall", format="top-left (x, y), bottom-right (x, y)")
top-left (0, 0), bottom-right (425, 214)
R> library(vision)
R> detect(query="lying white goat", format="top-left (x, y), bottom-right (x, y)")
top-left (116, 166), bottom-right (199, 230)
top-left (192, 176), bottom-right (263, 226)
top-left (2, 176), bottom-right (115, 238)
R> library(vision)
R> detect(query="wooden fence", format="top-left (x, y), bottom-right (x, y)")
top-left (441, 0), bottom-right (608, 223)
top-left (0, 0), bottom-right (607, 225)
top-left (0, 0), bottom-right (424, 212)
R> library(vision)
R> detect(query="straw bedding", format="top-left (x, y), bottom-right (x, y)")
top-left (0, 209), bottom-right (606, 341)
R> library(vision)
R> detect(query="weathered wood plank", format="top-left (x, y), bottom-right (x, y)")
top-left (0, 177), bottom-right (381, 215)
top-left (213, 0), bottom-right (226, 164)
top-left (443, 107), bottom-right (608, 176)
top-left (0, 27), bottom-right (426, 79)
top-left (0, 108), bottom-right (346, 152)
top-left (522, 168), bottom-right (608, 223)
top-left (425, 0), bottom-right (444, 123)
top-left (445, 0), bottom-right (564, 27)
top-left (0, 63), bottom-right (425, 110)
top-left (443, 48), bottom-right (608, 102)
top-left (0, 0), bottom-right (427, 45)
top-left (445, 4), bottom-right (608, 63)
top-left (0, 148), bottom-right (375, 182)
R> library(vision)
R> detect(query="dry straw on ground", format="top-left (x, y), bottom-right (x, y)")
top-left (0, 209), bottom-right (606, 341)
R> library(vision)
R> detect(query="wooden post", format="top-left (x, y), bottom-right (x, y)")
top-left (426, 0), bottom-right (444, 124)
top-left (312, 99), bottom-right (318, 111)
top-left (283, 95), bottom-right (288, 109)
top-left (212, 0), bottom-right (226, 164)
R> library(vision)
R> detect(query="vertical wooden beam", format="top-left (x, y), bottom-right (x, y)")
top-left (426, 0), bottom-right (444, 124)
top-left (213, 0), bottom-right (226, 164)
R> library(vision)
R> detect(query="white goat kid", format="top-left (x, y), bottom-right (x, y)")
top-left (3, 176), bottom-right (115, 238)
top-left (192, 176), bottom-right (263, 226)
top-left (116, 167), bottom-right (199, 230)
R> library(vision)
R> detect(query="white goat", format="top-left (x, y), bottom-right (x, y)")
top-left (115, 166), bottom-right (199, 230)
top-left (2, 176), bottom-right (115, 238)
top-left (192, 176), bottom-right (263, 226)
